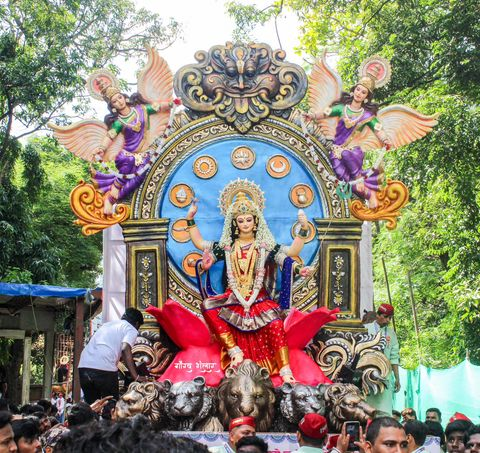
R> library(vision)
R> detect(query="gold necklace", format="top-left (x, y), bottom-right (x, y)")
top-left (343, 104), bottom-right (364, 129)
top-left (118, 107), bottom-right (142, 132)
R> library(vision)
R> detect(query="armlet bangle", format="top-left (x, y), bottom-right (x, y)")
top-left (294, 264), bottom-right (301, 275)
top-left (279, 365), bottom-right (293, 377)
top-left (186, 218), bottom-right (196, 226)
top-left (227, 346), bottom-right (242, 358)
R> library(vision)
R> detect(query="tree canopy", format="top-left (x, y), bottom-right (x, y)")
top-left (0, 0), bottom-right (181, 286)
top-left (227, 0), bottom-right (480, 366)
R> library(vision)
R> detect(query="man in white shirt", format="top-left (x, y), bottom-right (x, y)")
top-left (79, 308), bottom-right (146, 403)
top-left (405, 420), bottom-right (429, 453)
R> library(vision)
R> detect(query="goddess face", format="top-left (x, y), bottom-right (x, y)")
top-left (236, 214), bottom-right (255, 235)
top-left (110, 93), bottom-right (127, 111)
top-left (353, 84), bottom-right (369, 104)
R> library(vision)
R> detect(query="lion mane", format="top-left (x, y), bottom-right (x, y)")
top-left (217, 360), bottom-right (276, 432)
top-left (324, 383), bottom-right (376, 432)
top-left (115, 381), bottom-right (170, 424)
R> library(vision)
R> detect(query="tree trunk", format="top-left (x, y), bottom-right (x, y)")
top-left (6, 340), bottom-right (24, 405)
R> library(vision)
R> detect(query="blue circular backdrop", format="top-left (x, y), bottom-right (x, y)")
top-left (159, 136), bottom-right (326, 291)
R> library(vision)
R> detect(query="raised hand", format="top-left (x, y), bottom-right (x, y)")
top-left (202, 248), bottom-right (214, 271)
top-left (186, 199), bottom-right (198, 220)
top-left (297, 209), bottom-right (308, 229)
top-left (299, 266), bottom-right (314, 278)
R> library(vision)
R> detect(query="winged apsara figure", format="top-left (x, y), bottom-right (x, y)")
top-left (49, 47), bottom-right (176, 215)
top-left (307, 54), bottom-right (439, 209)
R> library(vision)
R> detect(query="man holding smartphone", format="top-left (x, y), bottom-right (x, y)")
top-left (364, 303), bottom-right (400, 415)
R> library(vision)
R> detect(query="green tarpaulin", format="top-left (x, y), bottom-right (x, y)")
top-left (393, 360), bottom-right (480, 424)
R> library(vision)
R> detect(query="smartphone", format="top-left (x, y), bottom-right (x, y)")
top-left (345, 421), bottom-right (360, 451)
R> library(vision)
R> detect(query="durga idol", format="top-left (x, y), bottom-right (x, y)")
top-left (186, 180), bottom-right (314, 384)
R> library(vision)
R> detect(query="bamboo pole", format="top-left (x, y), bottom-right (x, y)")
top-left (375, 222), bottom-right (396, 331)
top-left (407, 271), bottom-right (422, 362)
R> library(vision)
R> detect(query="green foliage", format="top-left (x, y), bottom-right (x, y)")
top-left (226, 1), bottom-right (282, 43)
top-left (226, 0), bottom-right (480, 366)
top-left (0, 137), bottom-right (102, 287)
top-left (0, 0), bottom-right (181, 175)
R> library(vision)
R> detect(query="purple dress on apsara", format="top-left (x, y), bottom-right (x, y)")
top-left (93, 104), bottom-right (153, 200)
top-left (329, 104), bottom-right (382, 199)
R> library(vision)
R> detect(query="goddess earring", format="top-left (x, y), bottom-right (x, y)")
top-left (112, 107), bottom-right (117, 113)
top-left (235, 227), bottom-right (239, 235)
top-left (363, 99), bottom-right (368, 104)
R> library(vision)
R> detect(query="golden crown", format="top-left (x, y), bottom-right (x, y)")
top-left (357, 76), bottom-right (376, 93)
top-left (96, 78), bottom-right (121, 101)
top-left (231, 192), bottom-right (257, 217)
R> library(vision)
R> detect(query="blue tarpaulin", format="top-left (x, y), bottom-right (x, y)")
top-left (0, 283), bottom-right (91, 298)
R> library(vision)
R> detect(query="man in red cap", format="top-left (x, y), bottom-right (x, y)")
top-left (364, 303), bottom-right (400, 415)
top-left (294, 413), bottom-right (328, 452)
top-left (209, 416), bottom-right (256, 453)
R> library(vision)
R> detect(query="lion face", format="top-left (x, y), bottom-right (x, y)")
top-left (218, 360), bottom-right (275, 432)
top-left (280, 383), bottom-right (326, 423)
top-left (325, 383), bottom-right (376, 431)
top-left (338, 393), bottom-right (376, 424)
top-left (115, 381), bottom-right (169, 422)
top-left (165, 377), bottom-right (206, 418)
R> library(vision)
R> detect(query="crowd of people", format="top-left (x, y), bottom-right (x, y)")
top-left (0, 394), bottom-right (478, 453)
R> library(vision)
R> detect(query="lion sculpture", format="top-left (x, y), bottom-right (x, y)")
top-left (115, 381), bottom-right (170, 425)
top-left (324, 383), bottom-right (376, 432)
top-left (217, 360), bottom-right (276, 432)
top-left (164, 376), bottom-right (223, 431)
top-left (274, 382), bottom-right (327, 432)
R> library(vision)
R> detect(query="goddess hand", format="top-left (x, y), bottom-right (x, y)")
top-left (186, 199), bottom-right (198, 220)
top-left (299, 266), bottom-right (313, 278)
top-left (202, 249), bottom-right (214, 271)
top-left (297, 209), bottom-right (308, 229)
top-left (92, 147), bottom-right (105, 162)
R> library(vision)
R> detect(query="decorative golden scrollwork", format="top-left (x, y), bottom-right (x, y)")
top-left (349, 179), bottom-right (409, 230)
top-left (307, 330), bottom-right (390, 395)
top-left (70, 181), bottom-right (130, 236)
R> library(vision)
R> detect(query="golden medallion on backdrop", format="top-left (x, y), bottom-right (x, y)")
top-left (290, 183), bottom-right (314, 208)
top-left (182, 252), bottom-right (203, 277)
top-left (231, 146), bottom-right (256, 169)
top-left (169, 183), bottom-right (195, 208)
top-left (266, 154), bottom-right (291, 178)
top-left (171, 219), bottom-right (191, 243)
top-left (290, 220), bottom-right (316, 243)
top-left (193, 155), bottom-right (218, 179)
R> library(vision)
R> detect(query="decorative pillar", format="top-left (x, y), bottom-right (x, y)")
top-left (121, 219), bottom-right (170, 331)
top-left (315, 218), bottom-right (364, 328)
